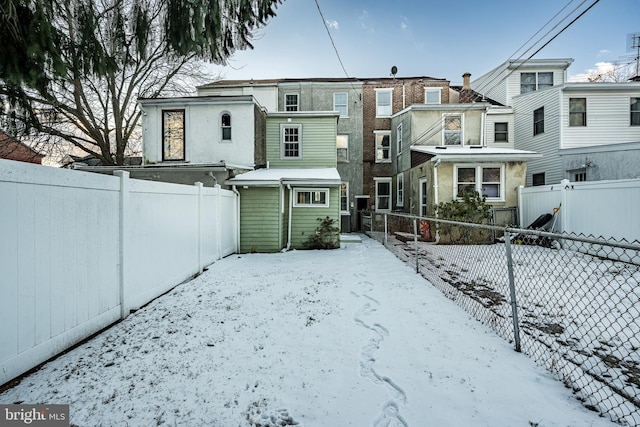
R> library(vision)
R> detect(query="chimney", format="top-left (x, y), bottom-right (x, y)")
top-left (460, 72), bottom-right (474, 103)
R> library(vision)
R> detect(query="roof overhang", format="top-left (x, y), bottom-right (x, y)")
top-left (411, 145), bottom-right (542, 162)
top-left (226, 168), bottom-right (342, 187)
top-left (74, 162), bottom-right (252, 174)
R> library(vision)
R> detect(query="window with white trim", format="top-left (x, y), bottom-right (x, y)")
top-left (396, 123), bottom-right (403, 154)
top-left (425, 87), bottom-right (441, 104)
top-left (443, 114), bottom-right (463, 145)
top-left (631, 97), bottom-right (640, 126)
top-left (520, 72), bottom-right (553, 94)
top-left (337, 134), bottom-right (349, 162)
top-left (455, 165), bottom-right (503, 200)
top-left (293, 188), bottom-right (329, 207)
top-left (419, 178), bottom-right (428, 216)
top-left (534, 107), bottom-right (544, 136)
top-left (569, 98), bottom-right (586, 127)
top-left (375, 131), bottom-right (391, 162)
top-left (494, 122), bottom-right (508, 142)
top-left (334, 92), bottom-right (348, 117)
top-left (375, 178), bottom-right (392, 211)
top-left (376, 89), bottom-right (393, 117)
top-left (340, 182), bottom-right (349, 212)
top-left (221, 112), bottom-right (232, 141)
top-left (162, 109), bottom-right (185, 161)
top-left (396, 173), bottom-right (404, 207)
top-left (281, 124), bottom-right (301, 159)
top-left (285, 93), bottom-right (299, 111)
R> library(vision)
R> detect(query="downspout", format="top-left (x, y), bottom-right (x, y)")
top-left (232, 185), bottom-right (241, 253)
top-left (433, 158), bottom-right (441, 244)
top-left (286, 184), bottom-right (293, 251)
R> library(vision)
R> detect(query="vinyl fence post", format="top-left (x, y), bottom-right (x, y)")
top-left (114, 170), bottom-right (129, 320)
top-left (384, 213), bottom-right (388, 245)
top-left (413, 217), bottom-right (419, 273)
top-left (195, 182), bottom-right (203, 275)
top-left (504, 231), bottom-right (521, 352)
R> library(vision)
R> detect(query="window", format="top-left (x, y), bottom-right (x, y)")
top-left (532, 172), bottom-right (545, 186)
top-left (569, 98), bottom-right (586, 127)
top-left (293, 188), bottom-right (329, 207)
top-left (162, 109), bottom-right (185, 161)
top-left (221, 113), bottom-right (231, 141)
top-left (337, 134), bottom-right (349, 162)
top-left (520, 72), bottom-right (553, 94)
top-left (494, 122), bottom-right (508, 142)
top-left (375, 178), bottom-right (392, 211)
top-left (396, 123), bottom-right (403, 154)
top-left (334, 92), bottom-right (348, 117)
top-left (631, 98), bottom-right (640, 126)
top-left (375, 131), bottom-right (391, 162)
top-left (285, 93), bottom-right (299, 111)
top-left (573, 170), bottom-right (587, 182)
top-left (376, 89), bottom-right (393, 117)
top-left (443, 114), bottom-right (462, 145)
top-left (281, 124), bottom-right (301, 158)
top-left (533, 107), bottom-right (544, 136)
top-left (340, 182), bottom-right (349, 212)
top-left (455, 165), bottom-right (503, 200)
top-left (425, 88), bottom-right (441, 104)
top-left (396, 173), bottom-right (404, 207)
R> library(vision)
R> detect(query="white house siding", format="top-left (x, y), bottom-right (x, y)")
top-left (513, 88), bottom-right (563, 186)
top-left (141, 99), bottom-right (257, 166)
top-left (485, 109), bottom-right (514, 147)
top-left (197, 85), bottom-right (278, 112)
top-left (505, 69), bottom-right (567, 107)
top-left (472, 65), bottom-right (508, 106)
top-left (561, 88), bottom-right (640, 149)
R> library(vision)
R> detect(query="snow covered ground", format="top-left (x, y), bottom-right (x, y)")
top-left (0, 236), bottom-right (617, 426)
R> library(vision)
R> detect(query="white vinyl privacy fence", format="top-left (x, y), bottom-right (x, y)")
top-left (0, 159), bottom-right (237, 385)
top-left (518, 178), bottom-right (640, 243)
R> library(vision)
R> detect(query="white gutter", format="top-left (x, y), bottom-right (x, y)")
top-left (286, 184), bottom-right (293, 251)
top-left (232, 185), bottom-right (241, 253)
top-left (432, 158), bottom-right (441, 244)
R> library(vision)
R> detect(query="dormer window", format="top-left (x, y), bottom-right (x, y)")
top-left (521, 72), bottom-right (553, 94)
top-left (221, 113), bottom-right (231, 141)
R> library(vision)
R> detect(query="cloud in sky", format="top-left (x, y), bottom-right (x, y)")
top-left (400, 16), bottom-right (408, 31)
top-left (359, 9), bottom-right (373, 32)
top-left (598, 49), bottom-right (611, 56)
top-left (326, 19), bottom-right (339, 30)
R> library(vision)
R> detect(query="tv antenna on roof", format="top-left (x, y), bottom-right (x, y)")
top-left (390, 65), bottom-right (398, 79)
top-left (626, 32), bottom-right (640, 79)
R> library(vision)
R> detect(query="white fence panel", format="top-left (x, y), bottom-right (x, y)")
top-left (123, 178), bottom-right (200, 314)
top-left (519, 178), bottom-right (640, 242)
top-left (0, 160), bottom-right (121, 385)
top-left (518, 183), bottom-right (563, 230)
top-left (219, 191), bottom-right (238, 257)
top-left (0, 160), bottom-right (238, 385)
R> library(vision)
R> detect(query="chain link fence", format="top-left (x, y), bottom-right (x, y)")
top-left (367, 212), bottom-right (640, 426)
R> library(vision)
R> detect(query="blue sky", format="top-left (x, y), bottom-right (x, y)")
top-left (213, 0), bottom-right (640, 84)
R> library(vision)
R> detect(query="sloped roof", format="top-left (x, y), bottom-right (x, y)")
top-left (227, 168), bottom-right (341, 186)
top-left (0, 131), bottom-right (44, 164)
top-left (411, 145), bottom-right (541, 162)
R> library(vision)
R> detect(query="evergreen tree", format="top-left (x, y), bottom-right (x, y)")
top-left (0, 0), bottom-right (281, 165)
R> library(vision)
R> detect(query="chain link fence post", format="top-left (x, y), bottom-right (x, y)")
top-left (504, 231), bottom-right (521, 352)
top-left (413, 217), bottom-right (419, 273)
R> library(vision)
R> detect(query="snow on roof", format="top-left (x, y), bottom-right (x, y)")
top-left (411, 145), bottom-right (541, 162)
top-left (227, 167), bottom-right (342, 186)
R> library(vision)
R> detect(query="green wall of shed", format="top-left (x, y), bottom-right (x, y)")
top-left (239, 187), bottom-right (282, 253)
top-left (284, 187), bottom-right (340, 249)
